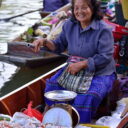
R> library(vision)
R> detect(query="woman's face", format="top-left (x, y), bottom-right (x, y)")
top-left (74, 0), bottom-right (93, 27)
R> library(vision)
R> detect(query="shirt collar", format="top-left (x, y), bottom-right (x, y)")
top-left (79, 20), bottom-right (100, 32)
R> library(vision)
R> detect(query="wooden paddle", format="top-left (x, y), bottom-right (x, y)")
top-left (0, 8), bottom-right (42, 22)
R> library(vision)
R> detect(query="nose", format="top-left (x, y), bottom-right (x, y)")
top-left (77, 8), bottom-right (83, 13)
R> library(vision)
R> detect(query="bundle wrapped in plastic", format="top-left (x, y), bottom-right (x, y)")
top-left (12, 112), bottom-right (42, 128)
top-left (96, 98), bottom-right (128, 128)
top-left (0, 120), bottom-right (23, 128)
top-left (23, 101), bottom-right (43, 122)
top-left (96, 116), bottom-right (121, 128)
top-left (111, 98), bottom-right (126, 118)
top-left (47, 19), bottom-right (66, 40)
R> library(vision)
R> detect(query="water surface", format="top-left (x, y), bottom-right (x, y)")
top-left (0, 0), bottom-right (42, 43)
top-left (0, 61), bottom-right (19, 90)
top-left (0, 59), bottom-right (65, 97)
top-left (0, 0), bottom-right (65, 97)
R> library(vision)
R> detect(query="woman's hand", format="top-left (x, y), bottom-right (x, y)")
top-left (32, 38), bottom-right (46, 52)
top-left (67, 61), bottom-right (88, 75)
top-left (32, 38), bottom-right (56, 52)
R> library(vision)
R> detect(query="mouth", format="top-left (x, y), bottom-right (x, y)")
top-left (77, 14), bottom-right (86, 19)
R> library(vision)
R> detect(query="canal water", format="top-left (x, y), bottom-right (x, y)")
top-left (0, 0), bottom-right (42, 43)
top-left (0, 0), bottom-right (65, 97)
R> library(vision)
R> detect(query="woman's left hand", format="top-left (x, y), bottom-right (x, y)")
top-left (67, 61), bottom-right (87, 75)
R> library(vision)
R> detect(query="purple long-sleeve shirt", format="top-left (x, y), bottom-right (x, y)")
top-left (43, 0), bottom-right (70, 12)
top-left (53, 19), bottom-right (116, 76)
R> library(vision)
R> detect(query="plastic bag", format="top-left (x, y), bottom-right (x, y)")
top-left (96, 116), bottom-right (121, 128)
top-left (12, 112), bottom-right (41, 127)
top-left (23, 101), bottom-right (43, 122)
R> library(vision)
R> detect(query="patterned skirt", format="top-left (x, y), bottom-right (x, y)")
top-left (44, 67), bottom-right (116, 123)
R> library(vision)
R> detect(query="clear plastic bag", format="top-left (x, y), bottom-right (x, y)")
top-left (96, 116), bottom-right (121, 128)
top-left (23, 101), bottom-right (43, 122)
top-left (12, 112), bottom-right (41, 127)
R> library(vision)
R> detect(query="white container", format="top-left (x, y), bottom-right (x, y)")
top-left (0, 42), bottom-right (8, 54)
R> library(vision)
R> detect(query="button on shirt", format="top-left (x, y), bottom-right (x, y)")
top-left (43, 0), bottom-right (70, 12)
top-left (53, 19), bottom-right (116, 76)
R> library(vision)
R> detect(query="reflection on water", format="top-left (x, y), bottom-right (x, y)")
top-left (0, 0), bottom-right (42, 43)
top-left (0, 59), bottom-right (65, 97)
top-left (0, 42), bottom-right (8, 54)
top-left (0, 61), bottom-right (19, 90)
top-left (0, 0), bottom-right (55, 97)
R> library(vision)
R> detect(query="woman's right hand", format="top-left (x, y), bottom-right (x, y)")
top-left (32, 38), bottom-right (45, 52)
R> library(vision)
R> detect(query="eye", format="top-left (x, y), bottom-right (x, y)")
top-left (74, 6), bottom-right (89, 11)
top-left (81, 6), bottom-right (88, 10)
top-left (74, 6), bottom-right (78, 10)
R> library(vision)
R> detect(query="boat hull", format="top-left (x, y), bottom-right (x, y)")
top-left (0, 42), bottom-right (67, 67)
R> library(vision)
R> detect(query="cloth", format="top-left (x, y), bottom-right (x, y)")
top-left (44, 68), bottom-right (116, 123)
top-left (53, 19), bottom-right (116, 76)
top-left (43, 0), bottom-right (70, 12)
top-left (58, 56), bottom-right (94, 93)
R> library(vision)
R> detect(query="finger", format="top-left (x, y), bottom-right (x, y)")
top-left (67, 68), bottom-right (70, 73)
top-left (34, 42), bottom-right (38, 52)
top-left (67, 68), bottom-right (74, 75)
top-left (72, 71), bottom-right (76, 75)
top-left (37, 42), bottom-right (41, 52)
top-left (66, 65), bottom-right (70, 72)
top-left (70, 70), bottom-right (77, 75)
top-left (35, 41), bottom-right (40, 52)
top-left (71, 71), bottom-right (74, 75)
top-left (32, 41), bottom-right (38, 52)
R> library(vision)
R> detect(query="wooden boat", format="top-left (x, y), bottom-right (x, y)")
top-left (39, 3), bottom-right (71, 18)
top-left (0, 63), bottom-right (127, 127)
top-left (0, 63), bottom-right (66, 115)
top-left (0, 3), bottom-right (128, 127)
top-left (0, 41), bottom-right (68, 67)
top-left (0, 4), bottom-right (71, 67)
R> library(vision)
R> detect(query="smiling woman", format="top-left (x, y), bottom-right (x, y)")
top-left (73, 0), bottom-right (93, 28)
top-left (32, 0), bottom-right (116, 123)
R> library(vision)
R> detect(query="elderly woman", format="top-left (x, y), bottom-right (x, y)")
top-left (33, 0), bottom-right (116, 123)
